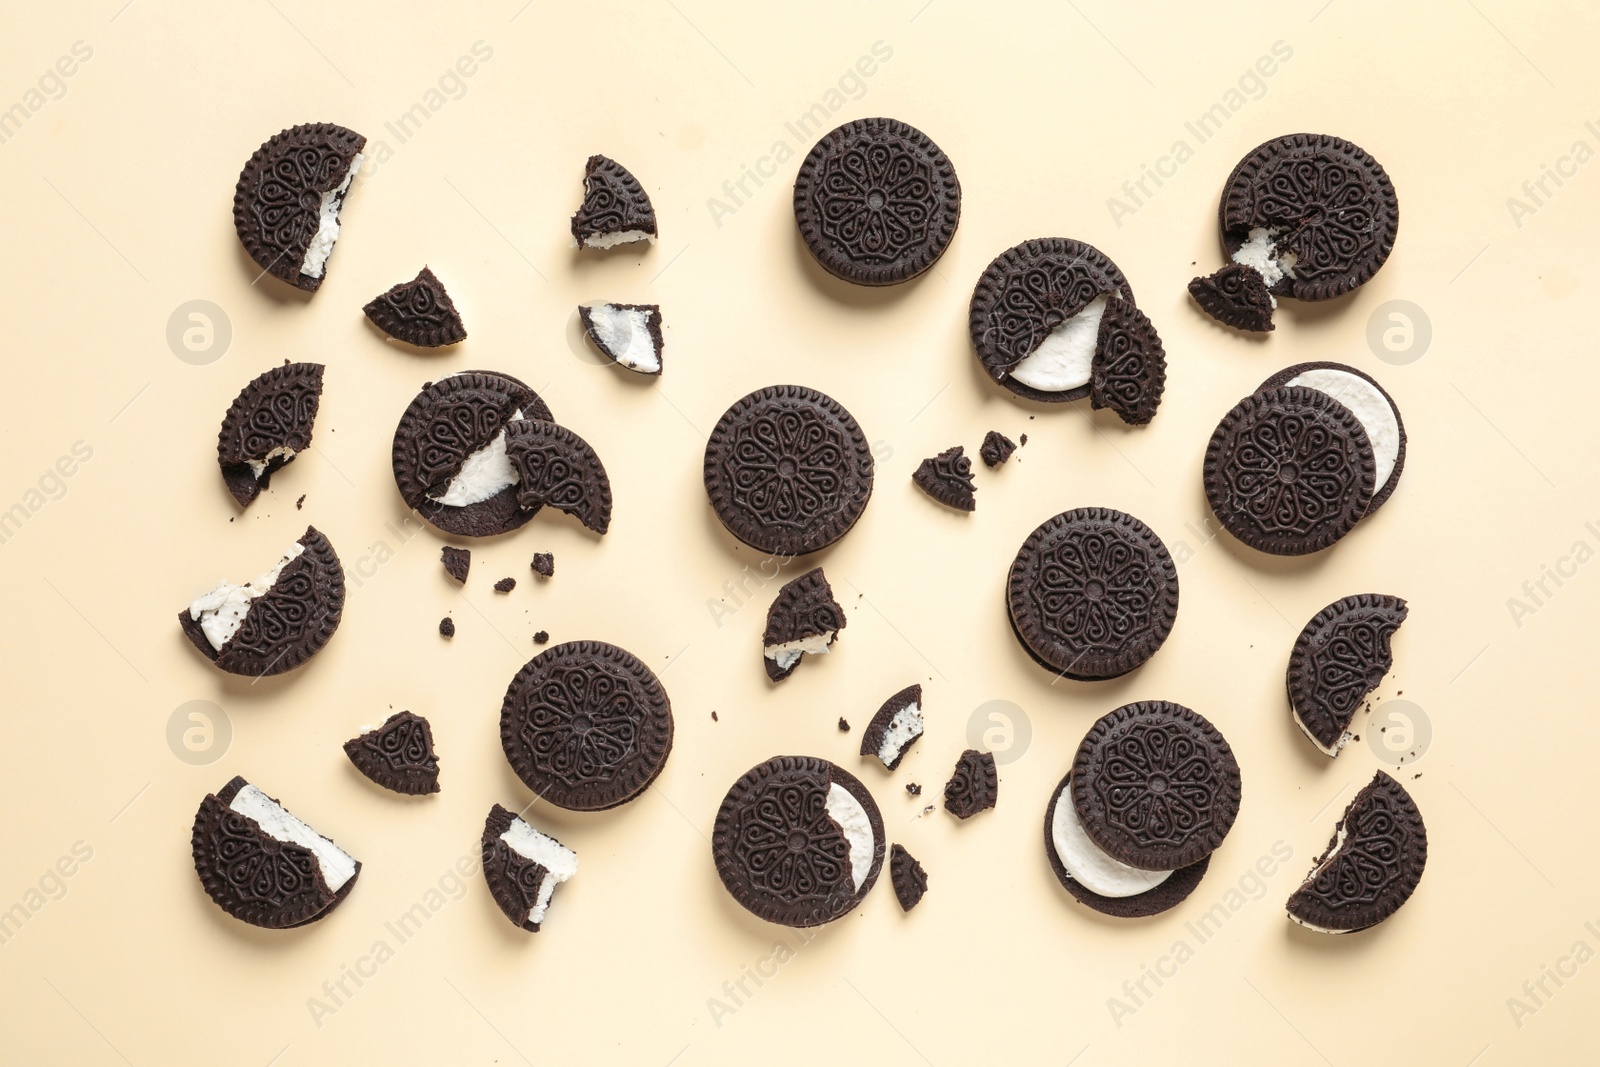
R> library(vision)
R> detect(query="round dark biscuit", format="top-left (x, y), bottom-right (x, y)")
top-left (1256, 361), bottom-right (1406, 516)
top-left (1090, 298), bottom-right (1166, 425)
top-left (503, 420), bottom-right (613, 535)
top-left (1287, 594), bottom-right (1408, 755)
top-left (969, 238), bottom-right (1132, 404)
top-left (1219, 133), bottom-right (1399, 302)
top-left (363, 267), bottom-right (466, 347)
top-left (1071, 701), bottom-right (1241, 871)
top-left (391, 371), bottom-right (554, 538)
top-left (712, 756), bottom-right (885, 928)
top-left (1287, 771), bottom-right (1426, 933)
top-left (1043, 770), bottom-right (1211, 918)
top-left (217, 362), bottom-right (324, 508)
top-left (233, 123), bottom-right (366, 292)
top-left (1203, 386), bottom-right (1376, 556)
top-left (1005, 508), bottom-right (1179, 680)
top-left (703, 385), bottom-right (874, 556)
top-left (500, 640), bottom-right (674, 812)
top-left (344, 711), bottom-right (441, 795)
top-left (793, 117), bottom-right (960, 286)
top-left (943, 749), bottom-right (997, 819)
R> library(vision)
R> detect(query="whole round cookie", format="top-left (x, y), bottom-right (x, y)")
top-left (1006, 507), bottom-right (1179, 680)
top-left (1071, 701), bottom-right (1242, 871)
top-left (391, 371), bottom-right (554, 537)
top-left (703, 385), bottom-right (874, 556)
top-left (968, 238), bottom-right (1132, 404)
top-left (793, 117), bottom-right (961, 286)
top-left (1256, 362), bottom-right (1406, 516)
top-left (1219, 133), bottom-right (1399, 302)
top-left (500, 640), bottom-right (674, 811)
top-left (1203, 386), bottom-right (1376, 556)
top-left (712, 756), bottom-right (885, 927)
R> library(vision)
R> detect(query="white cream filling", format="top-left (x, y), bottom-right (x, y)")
top-left (1232, 226), bottom-right (1298, 289)
top-left (1008, 293), bottom-right (1110, 392)
top-left (876, 703), bottom-right (924, 766)
top-left (1289, 824), bottom-right (1351, 933)
top-left (824, 783), bottom-right (875, 891)
top-left (577, 228), bottom-right (655, 250)
top-left (583, 304), bottom-right (660, 373)
top-left (230, 783), bottom-right (356, 892)
top-left (245, 445), bottom-right (297, 479)
top-left (500, 816), bottom-right (578, 926)
top-left (763, 631), bottom-right (836, 672)
top-left (427, 408), bottom-right (524, 507)
top-left (1291, 699), bottom-right (1351, 757)
top-left (188, 541), bottom-right (305, 651)
top-left (300, 153), bottom-right (363, 280)
top-left (1287, 368), bottom-right (1400, 493)
top-left (1051, 777), bottom-right (1172, 898)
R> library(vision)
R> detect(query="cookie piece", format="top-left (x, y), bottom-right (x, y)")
top-left (1071, 701), bottom-right (1241, 871)
top-left (1090, 299), bottom-right (1167, 425)
top-left (912, 446), bottom-right (976, 512)
top-left (1187, 263), bottom-right (1276, 333)
top-left (531, 553), bottom-right (555, 578)
top-left (481, 804), bottom-right (578, 933)
top-left (216, 363), bottom-right (324, 508)
top-left (1257, 362), bottom-right (1407, 515)
top-left (1287, 771), bottom-right (1426, 933)
top-left (503, 420), bottom-right (613, 535)
top-left (570, 155), bottom-right (657, 249)
top-left (1288, 594), bottom-right (1408, 757)
top-left (792, 117), bottom-right (960, 286)
top-left (233, 123), bottom-right (365, 292)
top-left (179, 526), bottom-right (345, 676)
top-left (363, 267), bottom-right (467, 347)
top-left (499, 640), bottom-right (674, 811)
top-left (703, 385), bottom-right (874, 556)
top-left (579, 303), bottom-right (664, 375)
top-left (712, 756), bottom-right (885, 927)
top-left (1006, 508), bottom-right (1179, 680)
top-left (1044, 770), bottom-right (1211, 918)
top-left (979, 431), bottom-right (1016, 468)
top-left (533, 630), bottom-right (549, 644)
top-left (441, 546), bottom-right (470, 583)
top-left (391, 371), bottom-right (553, 537)
top-left (494, 577), bottom-right (516, 593)
top-left (344, 711), bottom-right (440, 795)
top-left (860, 685), bottom-right (923, 771)
top-left (968, 238), bottom-right (1131, 403)
top-left (762, 567), bottom-right (846, 682)
top-left (191, 776), bottom-right (360, 929)
top-left (889, 844), bottom-right (928, 912)
top-left (838, 718), bottom-right (850, 732)
top-left (439, 617), bottom-right (455, 638)
top-left (1203, 386), bottom-right (1376, 556)
top-left (943, 749), bottom-right (997, 820)
top-left (905, 783), bottom-right (921, 796)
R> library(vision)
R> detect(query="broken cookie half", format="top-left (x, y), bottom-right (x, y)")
top-left (860, 684), bottom-right (924, 771)
top-left (217, 362), bottom-right (324, 508)
top-left (912, 446), bottom-right (976, 511)
top-left (233, 123), bottom-right (365, 292)
top-left (363, 267), bottom-right (466, 347)
top-left (1287, 593), bottom-right (1408, 757)
top-left (579, 303), bottom-right (664, 375)
top-left (570, 155), bottom-right (657, 250)
top-left (482, 804), bottom-right (577, 933)
top-left (1288, 770), bottom-right (1426, 934)
top-left (503, 420), bottom-right (613, 535)
top-left (344, 711), bottom-right (440, 795)
top-left (943, 749), bottom-right (997, 820)
top-left (762, 567), bottom-right (846, 682)
top-left (890, 843), bottom-right (928, 912)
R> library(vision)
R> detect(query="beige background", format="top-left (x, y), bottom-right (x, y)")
top-left (2, 1), bottom-right (1598, 1063)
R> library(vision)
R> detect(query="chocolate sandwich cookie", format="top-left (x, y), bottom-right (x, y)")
top-left (499, 640), bottom-right (673, 811)
top-left (889, 844), bottom-right (927, 912)
top-left (943, 749), bottom-right (997, 819)
top-left (703, 385), bottom-right (874, 556)
top-left (980, 431), bottom-right (1016, 468)
top-left (712, 756), bottom-right (885, 927)
top-left (1090, 298), bottom-right (1167, 425)
top-left (762, 567), bottom-right (846, 682)
top-left (571, 155), bottom-right (657, 249)
top-left (217, 362), bottom-right (324, 508)
top-left (191, 775), bottom-right (360, 928)
top-left (793, 117), bottom-right (960, 286)
top-left (391, 371), bottom-right (553, 537)
top-left (1187, 262), bottom-right (1275, 333)
top-left (1257, 362), bottom-right (1407, 515)
top-left (344, 711), bottom-right (440, 795)
top-left (503, 420), bottom-right (613, 535)
top-left (441, 546), bottom-right (470, 583)
top-left (1288, 594), bottom-right (1408, 757)
top-left (1043, 770), bottom-right (1211, 918)
top-left (1071, 701), bottom-right (1241, 871)
top-left (1006, 508), bottom-right (1179, 680)
top-left (1287, 770), bottom-right (1426, 933)
top-left (234, 122), bottom-right (366, 292)
top-left (179, 526), bottom-right (345, 676)
top-left (481, 804), bottom-right (578, 933)
top-left (1204, 387), bottom-right (1376, 555)
top-left (912, 446), bottom-right (976, 511)
top-left (860, 684), bottom-right (923, 771)
top-left (363, 267), bottom-right (466, 347)
top-left (1190, 133), bottom-right (1399, 330)
top-left (579, 303), bottom-right (664, 375)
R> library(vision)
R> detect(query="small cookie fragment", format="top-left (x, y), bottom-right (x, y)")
top-left (837, 718), bottom-right (850, 732)
top-left (1090, 298), bottom-right (1167, 425)
top-left (217, 363), bottom-right (324, 508)
top-left (233, 122), bottom-right (365, 292)
top-left (762, 567), bottom-right (846, 682)
top-left (363, 267), bottom-right (467, 347)
top-left (1288, 594), bottom-right (1408, 756)
top-left (533, 630), bottom-right (549, 644)
top-left (503, 420), bottom-right (613, 535)
top-left (979, 431), bottom-right (1016, 468)
top-left (494, 577), bottom-right (516, 593)
top-left (344, 711), bottom-right (440, 795)
top-left (439, 617), bottom-right (455, 638)
top-left (905, 783), bottom-right (921, 796)
top-left (441, 546), bottom-right (471, 583)
top-left (579, 303), bottom-right (664, 375)
top-left (912, 446), bottom-right (976, 512)
top-left (860, 685), bottom-right (924, 771)
top-left (889, 844), bottom-right (928, 912)
top-left (1287, 771), bottom-right (1426, 934)
top-left (570, 155), bottom-right (657, 249)
top-left (943, 749), bottom-right (997, 820)
top-left (531, 553), bottom-right (555, 578)
top-left (481, 804), bottom-right (577, 933)
top-left (1187, 263), bottom-right (1275, 333)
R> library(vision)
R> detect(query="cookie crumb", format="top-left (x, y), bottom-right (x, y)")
top-left (837, 717), bottom-right (850, 732)
top-left (980, 431), bottom-right (1016, 468)
top-left (906, 783), bottom-right (921, 796)
top-left (531, 552), bottom-right (555, 578)
top-left (295, 494), bottom-right (306, 510)
top-left (442, 547), bottom-right (470, 583)
top-left (533, 630), bottom-right (549, 644)
top-left (439, 617), bottom-right (455, 638)
top-left (494, 577), bottom-right (516, 593)
top-left (711, 711), bottom-right (719, 722)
